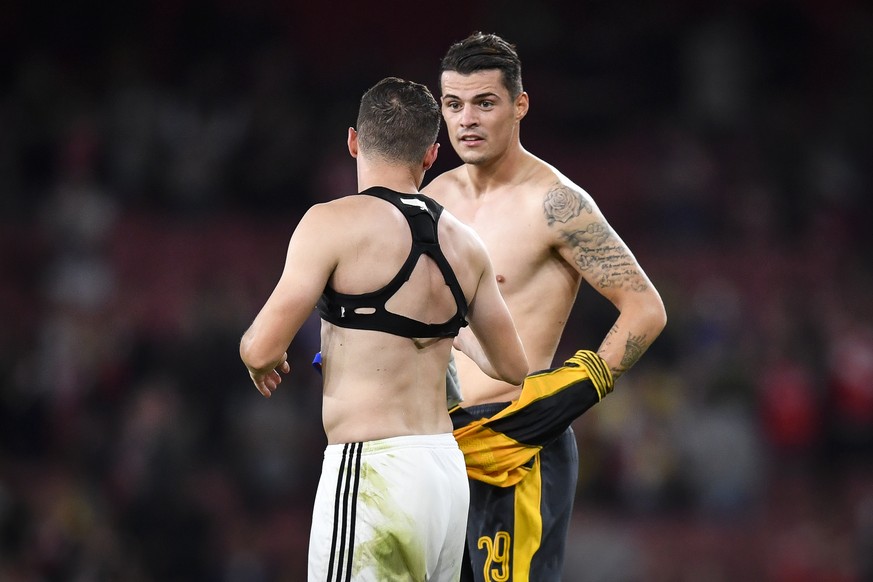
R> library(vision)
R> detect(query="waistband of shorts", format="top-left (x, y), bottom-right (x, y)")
top-left (458, 402), bottom-right (511, 419)
top-left (324, 432), bottom-right (459, 457)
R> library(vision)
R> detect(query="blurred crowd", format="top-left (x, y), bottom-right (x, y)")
top-left (1, 1), bottom-right (872, 580)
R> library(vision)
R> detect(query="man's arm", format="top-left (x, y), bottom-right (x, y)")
top-left (240, 205), bottom-right (337, 397)
top-left (462, 234), bottom-right (529, 385)
top-left (546, 182), bottom-right (667, 379)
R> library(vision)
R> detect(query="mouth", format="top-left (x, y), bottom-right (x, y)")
top-left (458, 134), bottom-right (484, 145)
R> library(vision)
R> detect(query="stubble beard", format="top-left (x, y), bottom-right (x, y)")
top-left (456, 146), bottom-right (491, 167)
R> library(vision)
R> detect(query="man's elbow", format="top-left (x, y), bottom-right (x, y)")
top-left (505, 370), bottom-right (527, 387)
top-left (646, 296), bottom-right (668, 338)
top-left (499, 355), bottom-right (529, 387)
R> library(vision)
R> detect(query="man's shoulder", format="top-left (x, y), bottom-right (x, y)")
top-left (531, 158), bottom-right (584, 192)
top-left (422, 167), bottom-right (466, 196)
top-left (298, 195), bottom-right (376, 234)
top-left (507, 155), bottom-right (588, 201)
top-left (309, 193), bottom-right (376, 213)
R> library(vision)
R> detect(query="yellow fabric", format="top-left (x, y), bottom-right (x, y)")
top-left (453, 425), bottom-right (540, 487)
top-left (453, 350), bottom-right (613, 487)
top-left (511, 454), bottom-right (543, 581)
top-left (566, 349), bottom-right (614, 400)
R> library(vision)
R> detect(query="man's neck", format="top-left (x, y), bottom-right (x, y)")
top-left (463, 144), bottom-right (532, 195)
top-left (358, 164), bottom-right (422, 195)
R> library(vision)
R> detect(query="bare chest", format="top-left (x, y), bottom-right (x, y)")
top-left (453, 197), bottom-right (553, 294)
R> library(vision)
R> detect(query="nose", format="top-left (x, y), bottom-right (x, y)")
top-left (459, 107), bottom-right (478, 128)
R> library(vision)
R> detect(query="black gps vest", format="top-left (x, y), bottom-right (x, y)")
top-left (316, 187), bottom-right (469, 338)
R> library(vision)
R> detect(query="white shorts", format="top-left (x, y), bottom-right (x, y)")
top-left (308, 433), bottom-right (469, 582)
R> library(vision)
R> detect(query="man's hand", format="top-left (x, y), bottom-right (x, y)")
top-left (248, 352), bottom-right (291, 398)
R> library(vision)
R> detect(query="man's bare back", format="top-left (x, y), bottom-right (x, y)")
top-left (314, 192), bottom-right (495, 442)
top-left (240, 75), bottom-right (529, 582)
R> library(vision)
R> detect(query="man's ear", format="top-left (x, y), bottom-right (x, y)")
top-left (515, 92), bottom-right (529, 122)
top-left (348, 127), bottom-right (359, 158)
top-left (423, 142), bottom-right (439, 171)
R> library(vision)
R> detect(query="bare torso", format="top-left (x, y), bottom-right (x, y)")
top-left (425, 155), bottom-right (582, 404)
top-left (318, 193), bottom-right (483, 442)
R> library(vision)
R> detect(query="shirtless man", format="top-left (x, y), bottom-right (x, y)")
top-left (240, 77), bottom-right (527, 582)
top-left (424, 33), bottom-right (668, 581)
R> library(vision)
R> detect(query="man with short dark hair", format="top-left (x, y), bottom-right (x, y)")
top-left (241, 76), bottom-right (528, 581)
top-left (425, 33), bottom-right (668, 581)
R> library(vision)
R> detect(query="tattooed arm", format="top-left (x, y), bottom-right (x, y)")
top-left (597, 326), bottom-right (651, 379)
top-left (545, 182), bottom-right (667, 379)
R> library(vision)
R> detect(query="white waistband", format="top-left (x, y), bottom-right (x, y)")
top-left (324, 432), bottom-right (458, 457)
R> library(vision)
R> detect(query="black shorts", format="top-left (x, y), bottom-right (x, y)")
top-left (457, 402), bottom-right (578, 582)
top-left (450, 350), bottom-right (612, 581)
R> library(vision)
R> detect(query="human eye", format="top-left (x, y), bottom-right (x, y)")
top-left (479, 100), bottom-right (495, 110)
top-left (444, 100), bottom-right (462, 111)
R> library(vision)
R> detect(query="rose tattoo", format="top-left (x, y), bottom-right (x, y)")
top-left (543, 184), bottom-right (591, 226)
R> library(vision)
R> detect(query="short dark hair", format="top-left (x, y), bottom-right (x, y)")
top-left (356, 77), bottom-right (440, 165)
top-left (440, 32), bottom-right (523, 99)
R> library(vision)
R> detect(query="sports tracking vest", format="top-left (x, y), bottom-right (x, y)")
top-left (317, 187), bottom-right (469, 338)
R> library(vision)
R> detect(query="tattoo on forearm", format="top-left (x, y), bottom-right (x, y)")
top-left (598, 324), bottom-right (618, 358)
top-left (560, 226), bottom-right (649, 292)
top-left (543, 184), bottom-right (592, 226)
top-left (620, 332), bottom-right (647, 371)
top-left (600, 330), bottom-right (649, 377)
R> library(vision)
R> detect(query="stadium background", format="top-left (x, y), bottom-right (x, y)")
top-left (1, 0), bottom-right (872, 579)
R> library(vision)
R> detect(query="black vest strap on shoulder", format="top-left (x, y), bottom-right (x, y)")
top-left (316, 186), bottom-right (469, 338)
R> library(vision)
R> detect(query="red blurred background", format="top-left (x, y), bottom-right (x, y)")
top-left (1, 1), bottom-right (871, 579)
